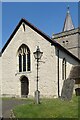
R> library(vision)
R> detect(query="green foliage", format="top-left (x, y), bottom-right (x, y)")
top-left (13, 95), bottom-right (79, 118)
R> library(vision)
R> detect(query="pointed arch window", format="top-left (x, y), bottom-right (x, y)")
top-left (18, 44), bottom-right (31, 72)
top-left (62, 58), bottom-right (66, 80)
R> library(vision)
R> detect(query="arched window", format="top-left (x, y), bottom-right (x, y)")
top-left (18, 44), bottom-right (30, 72)
top-left (62, 58), bottom-right (66, 80)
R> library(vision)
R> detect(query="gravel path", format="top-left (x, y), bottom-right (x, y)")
top-left (2, 98), bottom-right (30, 118)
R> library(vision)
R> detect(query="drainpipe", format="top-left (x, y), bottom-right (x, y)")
top-left (57, 49), bottom-right (60, 97)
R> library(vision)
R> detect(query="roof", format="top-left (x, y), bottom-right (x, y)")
top-left (63, 7), bottom-right (75, 32)
top-left (1, 18), bottom-right (80, 63)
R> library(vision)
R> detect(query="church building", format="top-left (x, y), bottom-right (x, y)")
top-left (0, 8), bottom-right (80, 98)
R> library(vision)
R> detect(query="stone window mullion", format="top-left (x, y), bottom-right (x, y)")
top-left (25, 48), bottom-right (27, 72)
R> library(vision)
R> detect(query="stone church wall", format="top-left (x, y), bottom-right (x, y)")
top-left (58, 49), bottom-right (79, 96)
top-left (2, 23), bottom-right (58, 98)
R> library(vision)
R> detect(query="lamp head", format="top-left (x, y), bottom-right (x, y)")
top-left (33, 46), bottom-right (43, 59)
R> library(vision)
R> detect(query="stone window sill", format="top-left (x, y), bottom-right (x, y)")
top-left (15, 71), bottom-right (31, 76)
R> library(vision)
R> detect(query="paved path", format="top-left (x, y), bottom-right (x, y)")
top-left (2, 98), bottom-right (30, 118)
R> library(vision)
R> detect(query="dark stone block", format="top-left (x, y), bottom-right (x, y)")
top-left (61, 79), bottom-right (75, 100)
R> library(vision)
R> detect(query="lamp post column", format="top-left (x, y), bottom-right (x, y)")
top-left (33, 46), bottom-right (43, 104)
top-left (35, 57), bottom-right (40, 104)
top-left (37, 58), bottom-right (39, 91)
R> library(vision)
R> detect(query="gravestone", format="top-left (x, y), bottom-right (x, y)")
top-left (61, 78), bottom-right (75, 100)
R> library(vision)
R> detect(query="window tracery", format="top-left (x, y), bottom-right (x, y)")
top-left (18, 44), bottom-right (30, 72)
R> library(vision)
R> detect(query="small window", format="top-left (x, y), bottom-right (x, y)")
top-left (23, 23), bottom-right (25, 32)
top-left (62, 41), bottom-right (65, 43)
top-left (66, 40), bottom-right (68, 43)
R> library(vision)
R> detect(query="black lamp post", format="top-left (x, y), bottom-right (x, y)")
top-left (33, 46), bottom-right (43, 104)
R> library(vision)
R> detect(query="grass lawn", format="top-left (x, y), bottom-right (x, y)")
top-left (13, 95), bottom-right (79, 118)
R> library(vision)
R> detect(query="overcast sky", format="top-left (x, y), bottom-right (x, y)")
top-left (1, 2), bottom-right (78, 49)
